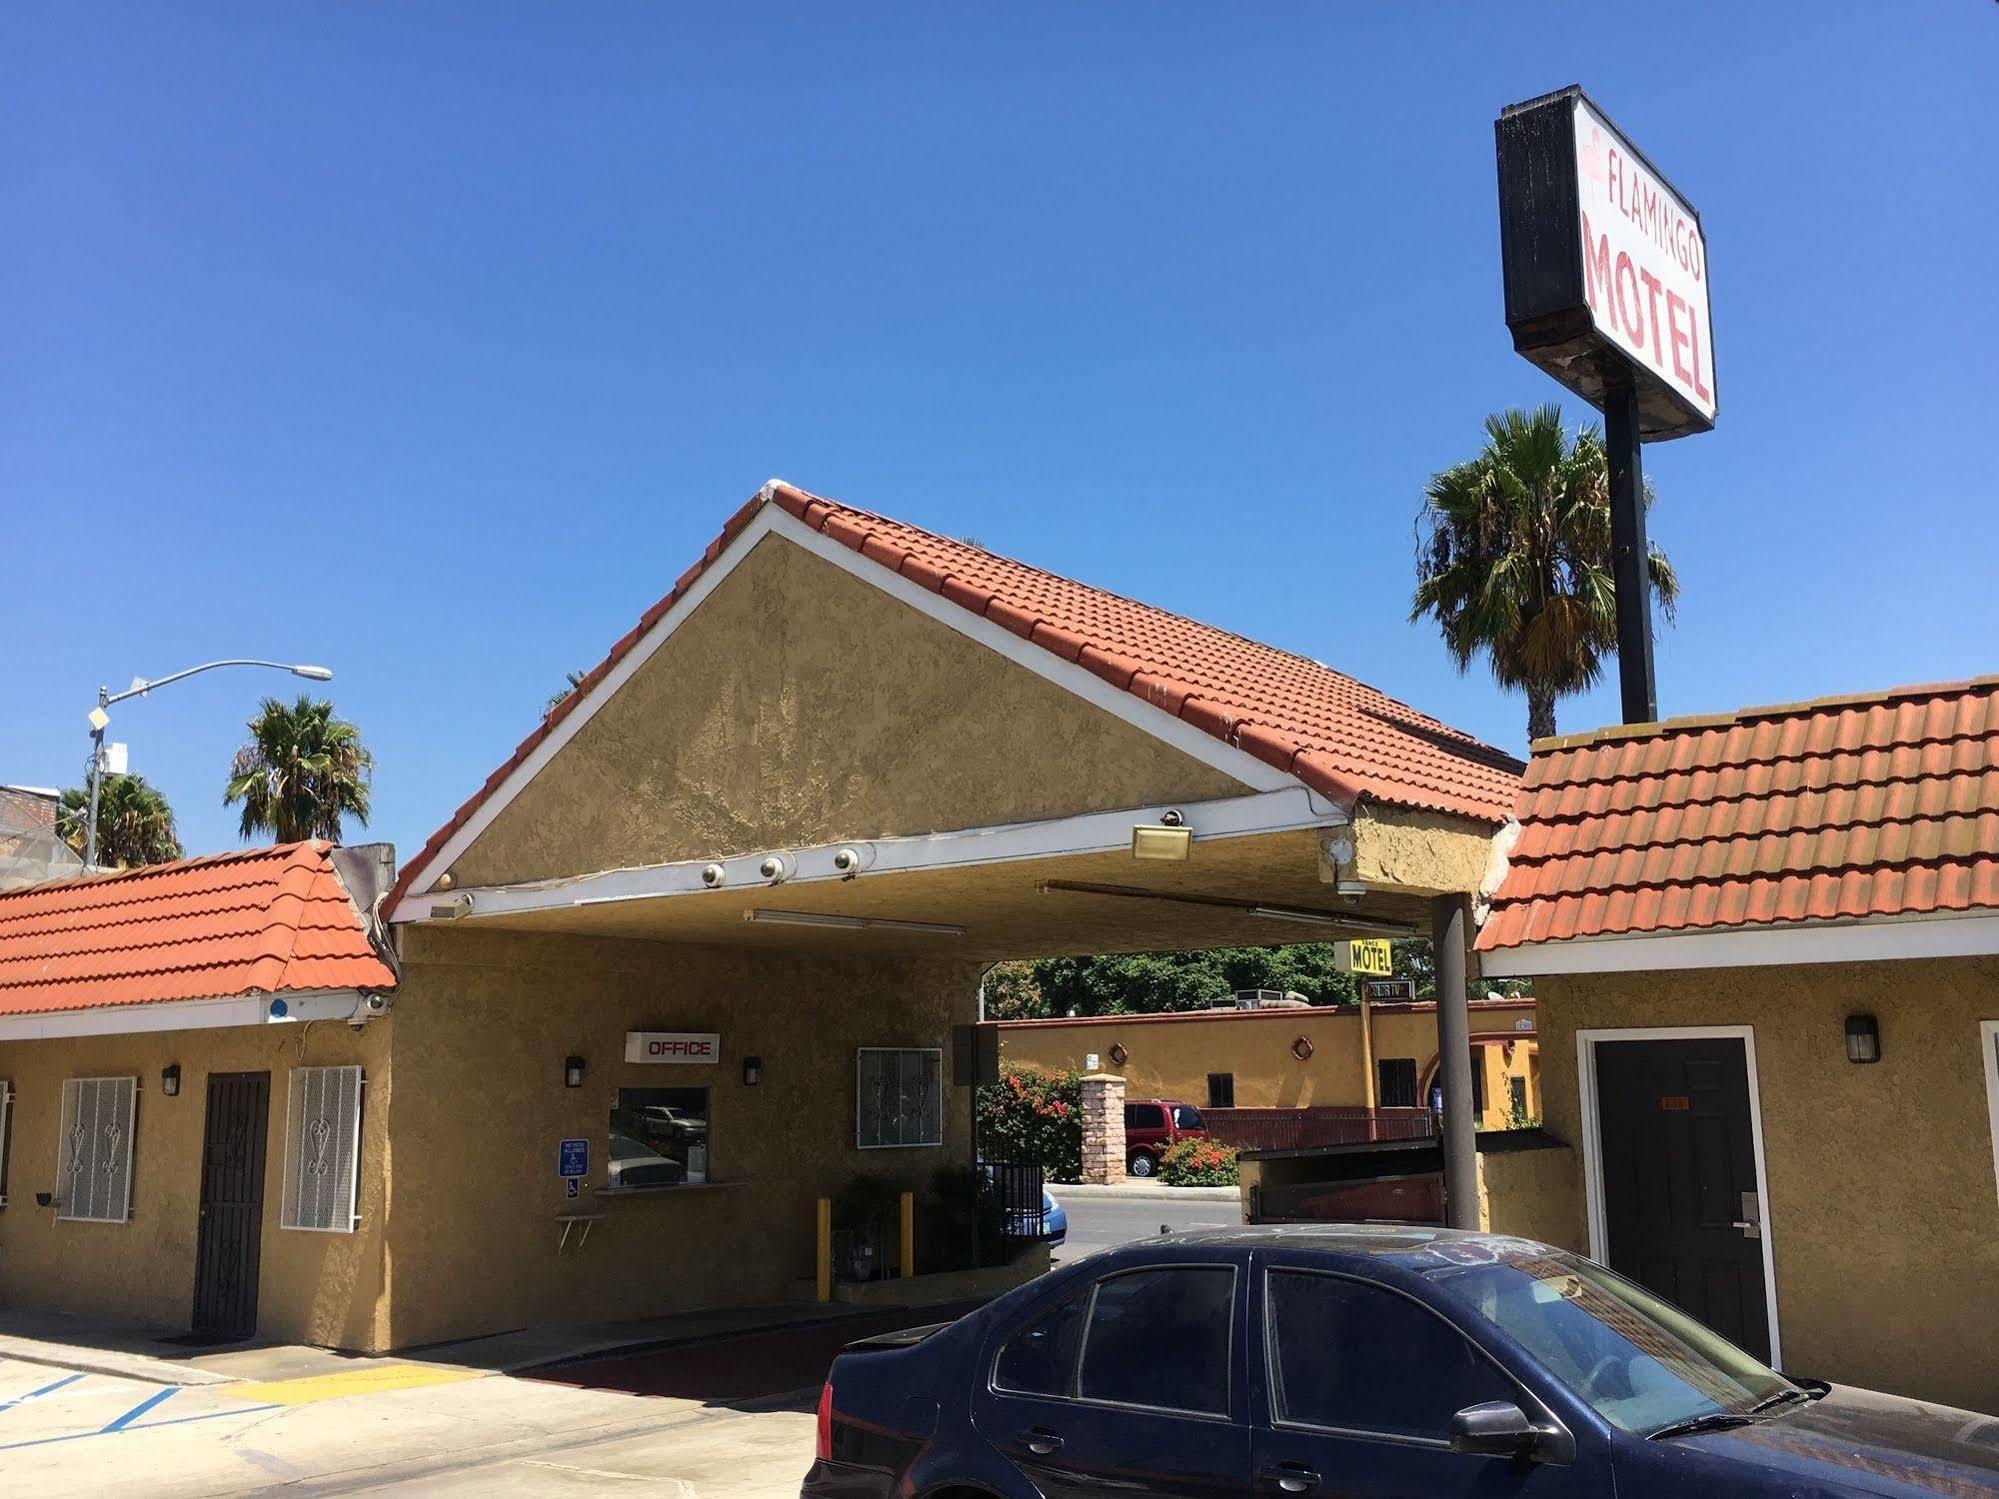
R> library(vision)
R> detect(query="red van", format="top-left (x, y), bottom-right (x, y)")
top-left (1121, 1098), bottom-right (1208, 1177)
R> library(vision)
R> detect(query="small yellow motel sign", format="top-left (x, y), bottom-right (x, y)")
top-left (1335, 939), bottom-right (1394, 977)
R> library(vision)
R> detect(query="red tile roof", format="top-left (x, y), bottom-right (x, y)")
top-left (389, 481), bottom-right (1523, 906)
top-left (0, 842), bottom-right (397, 1017)
top-left (1478, 676), bottom-right (1999, 952)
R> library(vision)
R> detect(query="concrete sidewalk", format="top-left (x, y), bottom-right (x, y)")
top-left (0, 1298), bottom-right (898, 1389)
top-left (1049, 1181), bottom-right (1242, 1204)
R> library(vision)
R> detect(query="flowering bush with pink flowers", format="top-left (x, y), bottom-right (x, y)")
top-left (976, 1063), bottom-right (1083, 1183)
top-left (1159, 1137), bottom-right (1239, 1187)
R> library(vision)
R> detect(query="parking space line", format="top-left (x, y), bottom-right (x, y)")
top-left (102, 1387), bottom-right (177, 1432)
top-left (0, 1372), bottom-right (84, 1411)
top-left (0, 1400), bottom-right (283, 1453)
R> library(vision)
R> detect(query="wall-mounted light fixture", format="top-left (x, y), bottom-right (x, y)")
top-left (564, 1055), bottom-right (587, 1088)
top-left (1130, 821), bottom-right (1192, 861)
top-left (1843, 1014), bottom-right (1881, 1065)
top-left (160, 1064), bottom-right (181, 1098)
top-left (1107, 1043), bottom-right (1129, 1068)
top-left (1291, 1036), bottom-right (1315, 1061)
top-left (743, 1055), bottom-right (763, 1087)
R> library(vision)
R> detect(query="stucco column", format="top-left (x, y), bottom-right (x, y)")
top-left (1433, 893), bottom-right (1480, 1230)
top-left (1079, 1073), bottom-right (1127, 1185)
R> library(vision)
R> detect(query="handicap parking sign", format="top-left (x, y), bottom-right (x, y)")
top-left (557, 1138), bottom-right (589, 1179)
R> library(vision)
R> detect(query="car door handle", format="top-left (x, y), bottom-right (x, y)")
top-left (1260, 1462), bottom-right (1322, 1493)
top-left (1017, 1426), bottom-right (1063, 1456)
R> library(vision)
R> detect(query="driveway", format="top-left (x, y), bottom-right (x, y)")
top-left (1052, 1188), bottom-right (1241, 1263)
top-left (0, 1303), bottom-right (971, 1496)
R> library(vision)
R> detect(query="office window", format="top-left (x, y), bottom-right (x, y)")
top-left (283, 1066), bottom-right (365, 1231)
top-left (1206, 1073), bottom-right (1236, 1108)
top-left (610, 1086), bottom-right (710, 1187)
top-left (56, 1076), bottom-right (138, 1223)
top-left (1377, 1058), bottom-right (1418, 1109)
top-left (1267, 1270), bottom-right (1513, 1438)
top-left (857, 1048), bottom-right (943, 1148)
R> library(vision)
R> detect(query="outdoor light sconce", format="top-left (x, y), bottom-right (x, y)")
top-left (1107, 1044), bottom-right (1129, 1068)
top-left (564, 1055), bottom-right (587, 1088)
top-left (160, 1064), bottom-right (181, 1098)
top-left (743, 1056), bottom-right (763, 1087)
top-left (1291, 1036), bottom-right (1315, 1061)
top-left (1844, 1014), bottom-right (1881, 1065)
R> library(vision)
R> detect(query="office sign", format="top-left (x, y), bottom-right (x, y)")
top-left (1496, 85), bottom-right (1715, 439)
top-left (624, 1031), bottom-right (720, 1064)
top-left (1335, 940), bottom-right (1395, 978)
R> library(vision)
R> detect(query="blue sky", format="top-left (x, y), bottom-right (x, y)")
top-left (5, 5), bottom-right (1994, 864)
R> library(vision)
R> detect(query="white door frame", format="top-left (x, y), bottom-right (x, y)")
top-left (1979, 1020), bottom-right (1999, 1212)
top-left (1575, 1025), bottom-right (1784, 1369)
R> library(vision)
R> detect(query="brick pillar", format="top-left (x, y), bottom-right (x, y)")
top-left (1079, 1073), bottom-right (1127, 1185)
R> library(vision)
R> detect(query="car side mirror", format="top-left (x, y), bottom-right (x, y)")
top-left (1450, 1401), bottom-right (1569, 1463)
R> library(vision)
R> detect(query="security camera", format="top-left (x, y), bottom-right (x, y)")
top-left (832, 847), bottom-right (861, 875)
top-left (701, 864), bottom-right (726, 888)
top-left (759, 855), bottom-right (789, 883)
top-left (1159, 809), bottom-right (1185, 828)
top-left (363, 993), bottom-right (393, 1015)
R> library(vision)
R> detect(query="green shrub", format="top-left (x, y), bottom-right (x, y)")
top-left (976, 1063), bottom-right (1082, 1183)
top-left (1159, 1137), bottom-right (1239, 1187)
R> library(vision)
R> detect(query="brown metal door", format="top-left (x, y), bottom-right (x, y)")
top-left (192, 1071), bottom-right (270, 1339)
top-left (1594, 1037), bottom-right (1770, 1359)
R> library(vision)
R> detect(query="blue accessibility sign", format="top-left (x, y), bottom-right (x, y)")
top-left (557, 1138), bottom-right (589, 1179)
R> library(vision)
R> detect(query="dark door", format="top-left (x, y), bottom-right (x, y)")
top-left (974, 1261), bottom-right (1250, 1496)
top-left (192, 1071), bottom-right (270, 1339)
top-left (1593, 1037), bottom-right (1770, 1359)
top-left (1250, 1263), bottom-right (1608, 1497)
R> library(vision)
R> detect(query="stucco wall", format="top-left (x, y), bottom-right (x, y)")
top-left (0, 1019), bottom-right (391, 1350)
top-left (1530, 956), bottom-right (1999, 1411)
top-left (444, 535), bottom-right (1248, 891)
top-left (1349, 804), bottom-right (1501, 897)
top-left (998, 1001), bottom-right (1537, 1129)
top-left (386, 925), bottom-right (983, 1348)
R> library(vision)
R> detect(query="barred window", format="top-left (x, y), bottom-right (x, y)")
top-left (856, 1048), bottom-right (943, 1149)
top-left (56, 1077), bottom-right (138, 1223)
top-left (283, 1066), bottom-right (365, 1232)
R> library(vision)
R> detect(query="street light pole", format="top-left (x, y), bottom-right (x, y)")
top-left (80, 659), bottom-right (334, 871)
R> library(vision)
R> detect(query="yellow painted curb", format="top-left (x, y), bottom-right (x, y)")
top-left (228, 1363), bottom-right (483, 1407)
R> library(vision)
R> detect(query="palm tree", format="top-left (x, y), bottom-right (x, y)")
top-left (224, 695), bottom-right (374, 844)
top-left (1412, 405), bottom-right (1679, 744)
top-left (58, 775), bottom-right (184, 868)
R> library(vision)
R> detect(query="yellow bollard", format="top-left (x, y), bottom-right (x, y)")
top-left (899, 1191), bottom-right (915, 1280)
top-left (815, 1196), bottom-right (832, 1304)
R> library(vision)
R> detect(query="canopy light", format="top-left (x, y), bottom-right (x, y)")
top-left (1037, 879), bottom-right (1410, 936)
top-left (1247, 905), bottom-right (1339, 928)
top-left (744, 909), bottom-right (965, 936)
top-left (1131, 825), bottom-right (1193, 862)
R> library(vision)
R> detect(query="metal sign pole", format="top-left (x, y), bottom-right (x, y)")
top-left (1604, 380), bottom-right (1658, 725)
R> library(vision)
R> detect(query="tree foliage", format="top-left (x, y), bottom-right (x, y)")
top-left (1029, 945), bottom-right (1359, 1017)
top-left (1413, 404), bottom-right (1678, 742)
top-left (223, 695), bottom-right (374, 844)
top-left (58, 775), bottom-right (183, 868)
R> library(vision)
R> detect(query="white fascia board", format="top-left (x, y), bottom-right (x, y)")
top-left (0, 990), bottom-right (364, 1042)
top-left (1479, 909), bottom-right (1999, 978)
top-left (395, 499), bottom-right (1307, 904)
top-left (390, 784), bottom-right (1344, 925)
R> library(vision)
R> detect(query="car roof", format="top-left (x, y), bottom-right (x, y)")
top-left (1122, 1223), bottom-right (1559, 1267)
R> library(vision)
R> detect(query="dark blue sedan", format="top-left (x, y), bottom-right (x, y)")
top-left (803, 1225), bottom-right (1999, 1497)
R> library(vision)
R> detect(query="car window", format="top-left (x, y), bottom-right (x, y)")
top-left (1266, 1270), bottom-right (1514, 1439)
top-left (1428, 1251), bottom-right (1797, 1435)
top-left (995, 1267), bottom-right (1235, 1416)
top-left (1081, 1267), bottom-right (1234, 1415)
top-left (1173, 1105), bottom-right (1205, 1129)
top-left (1127, 1104), bottom-right (1166, 1129)
top-left (994, 1286), bottom-right (1091, 1397)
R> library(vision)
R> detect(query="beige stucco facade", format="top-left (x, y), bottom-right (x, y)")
top-left (444, 535), bottom-right (1250, 892)
top-left (0, 1018), bottom-right (392, 1350)
top-left (1519, 954), bottom-right (1999, 1413)
top-left (999, 1000), bottom-right (1539, 1131)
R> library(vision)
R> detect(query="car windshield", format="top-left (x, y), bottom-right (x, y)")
top-left (1427, 1249), bottom-right (1799, 1435)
